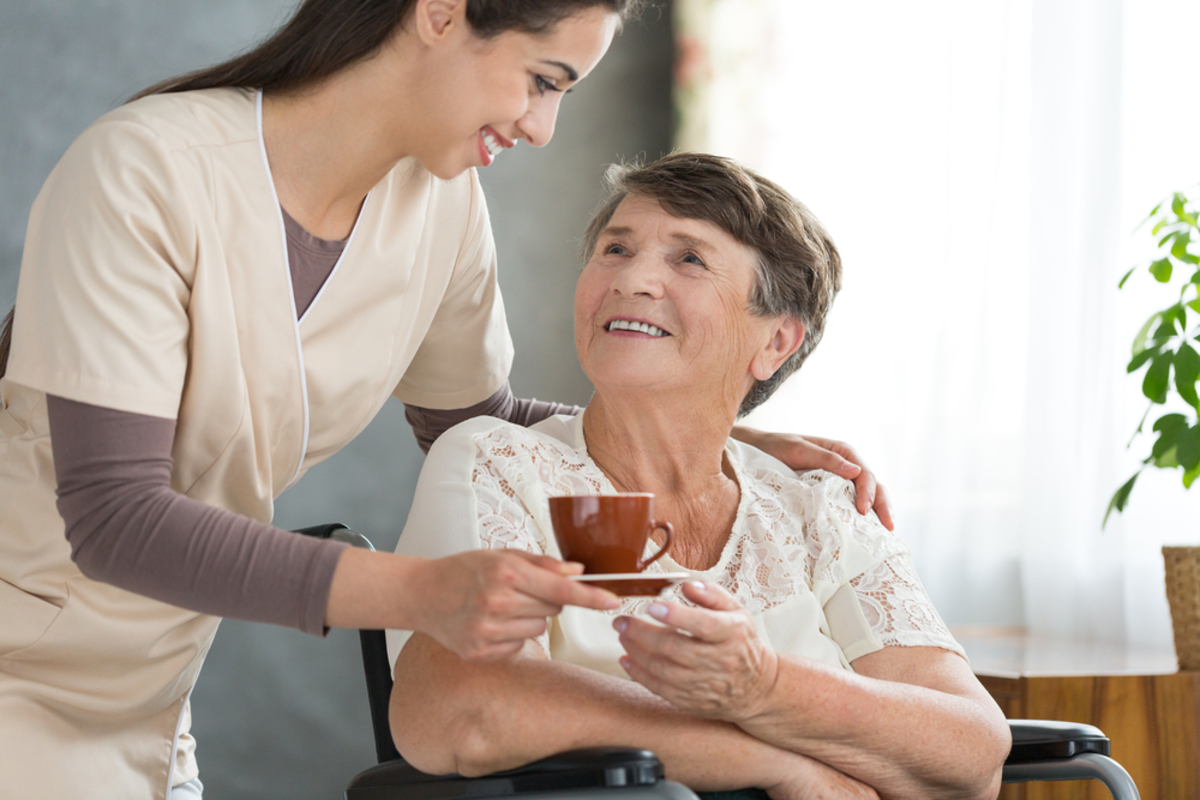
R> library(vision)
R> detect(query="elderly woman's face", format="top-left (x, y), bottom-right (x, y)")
top-left (574, 197), bottom-right (782, 408)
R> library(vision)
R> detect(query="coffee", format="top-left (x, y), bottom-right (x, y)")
top-left (548, 494), bottom-right (673, 575)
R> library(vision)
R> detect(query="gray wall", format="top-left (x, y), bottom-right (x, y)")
top-left (0, 2), bottom-right (673, 798)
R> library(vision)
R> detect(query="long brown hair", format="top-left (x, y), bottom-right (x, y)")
top-left (133, 0), bottom-right (640, 101)
top-left (0, 308), bottom-right (13, 380)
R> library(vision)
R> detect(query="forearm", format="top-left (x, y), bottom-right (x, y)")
top-left (738, 653), bottom-right (1007, 800)
top-left (391, 635), bottom-right (794, 790)
top-left (48, 395), bottom-right (344, 634)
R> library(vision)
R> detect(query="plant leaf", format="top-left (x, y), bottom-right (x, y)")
top-left (1185, 462), bottom-right (1200, 489)
top-left (1132, 313), bottom-right (1160, 356)
top-left (1173, 233), bottom-right (1200, 265)
top-left (1173, 193), bottom-right (1187, 217)
top-left (1176, 342), bottom-right (1200, 409)
top-left (1128, 344), bottom-right (1163, 372)
top-left (1152, 417), bottom-right (1184, 457)
top-left (1152, 412), bottom-right (1189, 435)
top-left (1178, 425), bottom-right (1200, 470)
top-left (1150, 257), bottom-right (1173, 282)
top-left (1118, 265), bottom-right (1137, 289)
top-left (1144, 350), bottom-right (1173, 403)
top-left (1155, 445), bottom-right (1180, 468)
top-left (1104, 472), bottom-right (1140, 528)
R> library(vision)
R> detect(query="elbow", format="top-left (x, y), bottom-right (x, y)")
top-left (390, 685), bottom-right (509, 777)
top-left (389, 645), bottom-right (513, 777)
top-left (952, 716), bottom-right (1011, 800)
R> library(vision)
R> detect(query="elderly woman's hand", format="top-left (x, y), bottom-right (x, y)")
top-left (728, 428), bottom-right (894, 531)
top-left (613, 581), bottom-right (778, 722)
top-left (766, 752), bottom-right (881, 800)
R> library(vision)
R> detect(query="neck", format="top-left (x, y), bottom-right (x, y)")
top-left (261, 61), bottom-right (419, 239)
top-left (583, 391), bottom-right (738, 500)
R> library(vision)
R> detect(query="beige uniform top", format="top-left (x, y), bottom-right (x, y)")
top-left (0, 87), bottom-right (513, 799)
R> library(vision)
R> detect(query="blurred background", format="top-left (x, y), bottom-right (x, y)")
top-left (3, 0), bottom-right (1200, 797)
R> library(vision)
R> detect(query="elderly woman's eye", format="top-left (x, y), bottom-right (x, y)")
top-left (681, 253), bottom-right (706, 267)
top-left (604, 243), bottom-right (628, 255)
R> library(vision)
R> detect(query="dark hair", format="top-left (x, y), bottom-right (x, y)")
top-left (0, 308), bottom-right (11, 380)
top-left (580, 152), bottom-right (842, 417)
top-left (133, 0), bottom-right (640, 100)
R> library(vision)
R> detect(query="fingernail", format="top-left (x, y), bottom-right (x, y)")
top-left (619, 656), bottom-right (632, 671)
top-left (647, 602), bottom-right (668, 620)
top-left (614, 618), bottom-right (628, 633)
top-left (689, 581), bottom-right (706, 592)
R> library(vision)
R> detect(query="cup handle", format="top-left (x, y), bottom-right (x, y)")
top-left (638, 521), bottom-right (674, 570)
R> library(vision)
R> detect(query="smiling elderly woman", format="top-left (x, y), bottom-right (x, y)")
top-left (385, 153), bottom-right (1010, 800)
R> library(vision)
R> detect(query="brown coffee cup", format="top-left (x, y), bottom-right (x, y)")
top-left (548, 493), bottom-right (673, 575)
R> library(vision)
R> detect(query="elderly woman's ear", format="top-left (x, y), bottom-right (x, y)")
top-left (750, 318), bottom-right (806, 382)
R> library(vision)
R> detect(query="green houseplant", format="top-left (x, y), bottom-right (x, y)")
top-left (1108, 186), bottom-right (1200, 670)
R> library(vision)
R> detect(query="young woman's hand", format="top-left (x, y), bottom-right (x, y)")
top-left (327, 548), bottom-right (618, 660)
top-left (613, 580), bottom-right (778, 723)
top-left (729, 427), bottom-right (894, 530)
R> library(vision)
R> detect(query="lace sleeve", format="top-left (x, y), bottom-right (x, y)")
top-left (470, 448), bottom-right (553, 655)
top-left (470, 453), bottom-right (549, 557)
top-left (802, 472), bottom-right (965, 659)
top-left (850, 554), bottom-right (965, 658)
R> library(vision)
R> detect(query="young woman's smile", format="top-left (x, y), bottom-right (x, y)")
top-left (408, 5), bottom-right (619, 178)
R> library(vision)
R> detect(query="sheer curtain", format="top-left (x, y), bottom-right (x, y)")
top-left (676, 0), bottom-right (1200, 647)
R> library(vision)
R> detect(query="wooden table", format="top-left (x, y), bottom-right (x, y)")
top-left (955, 629), bottom-right (1200, 799)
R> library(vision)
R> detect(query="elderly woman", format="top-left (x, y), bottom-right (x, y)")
top-left (386, 153), bottom-right (1010, 800)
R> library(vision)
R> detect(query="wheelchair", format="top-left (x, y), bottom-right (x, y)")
top-left (295, 524), bottom-right (1140, 800)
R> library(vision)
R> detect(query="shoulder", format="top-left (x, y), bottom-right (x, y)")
top-left (45, 88), bottom-right (256, 206)
top-left (728, 438), bottom-right (859, 509)
top-left (728, 438), bottom-right (900, 557)
top-left (80, 88), bottom-right (256, 156)
top-left (425, 414), bottom-right (577, 472)
top-left (424, 413), bottom-right (600, 500)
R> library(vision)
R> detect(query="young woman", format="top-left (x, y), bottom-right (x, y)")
top-left (0, 2), bottom-right (890, 797)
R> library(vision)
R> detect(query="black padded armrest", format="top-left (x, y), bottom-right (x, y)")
top-left (347, 748), bottom-right (664, 800)
top-left (1007, 720), bottom-right (1110, 763)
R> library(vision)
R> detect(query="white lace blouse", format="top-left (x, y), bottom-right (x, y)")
top-left (387, 412), bottom-right (964, 677)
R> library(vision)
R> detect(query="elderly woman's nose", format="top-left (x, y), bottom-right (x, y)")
top-left (610, 255), bottom-right (667, 296)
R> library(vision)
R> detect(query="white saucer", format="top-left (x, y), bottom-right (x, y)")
top-left (568, 572), bottom-right (691, 582)
top-left (568, 572), bottom-right (691, 596)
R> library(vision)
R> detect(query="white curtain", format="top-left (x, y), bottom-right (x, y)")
top-left (683, 0), bottom-right (1200, 648)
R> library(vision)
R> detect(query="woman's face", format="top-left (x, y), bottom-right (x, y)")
top-left (575, 197), bottom-right (802, 412)
top-left (401, 3), bottom-right (619, 179)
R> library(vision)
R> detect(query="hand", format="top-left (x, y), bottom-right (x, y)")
top-left (614, 581), bottom-right (778, 722)
top-left (729, 427), bottom-right (894, 531)
top-left (765, 752), bottom-right (880, 800)
top-left (408, 549), bottom-right (620, 661)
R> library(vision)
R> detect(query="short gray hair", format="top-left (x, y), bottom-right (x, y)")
top-left (580, 153), bottom-right (842, 417)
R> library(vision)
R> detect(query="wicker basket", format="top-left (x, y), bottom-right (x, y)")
top-left (1163, 546), bottom-right (1200, 671)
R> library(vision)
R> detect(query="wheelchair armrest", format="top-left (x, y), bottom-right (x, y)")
top-left (347, 748), bottom-right (664, 799)
top-left (292, 522), bottom-right (375, 551)
top-left (1007, 720), bottom-right (1110, 763)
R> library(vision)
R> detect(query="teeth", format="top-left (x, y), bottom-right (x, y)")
top-left (607, 319), bottom-right (668, 337)
top-left (482, 131), bottom-right (503, 157)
